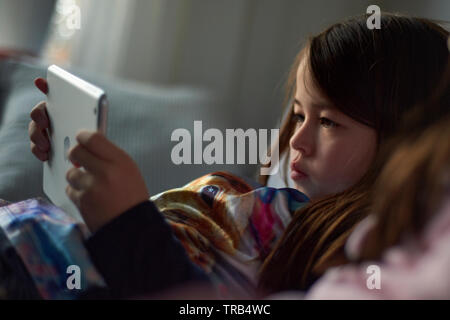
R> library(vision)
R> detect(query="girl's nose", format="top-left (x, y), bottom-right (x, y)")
top-left (289, 122), bottom-right (314, 157)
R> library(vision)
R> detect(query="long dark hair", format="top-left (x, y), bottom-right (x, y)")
top-left (258, 13), bottom-right (449, 294)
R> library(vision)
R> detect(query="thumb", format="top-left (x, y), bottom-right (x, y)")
top-left (75, 130), bottom-right (126, 162)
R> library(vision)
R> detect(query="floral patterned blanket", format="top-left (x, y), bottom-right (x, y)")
top-left (0, 171), bottom-right (309, 299)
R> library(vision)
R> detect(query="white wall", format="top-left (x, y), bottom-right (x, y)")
top-left (378, 0), bottom-right (450, 22)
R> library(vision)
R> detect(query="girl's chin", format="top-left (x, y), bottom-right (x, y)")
top-left (292, 183), bottom-right (311, 199)
top-left (292, 182), bottom-right (324, 201)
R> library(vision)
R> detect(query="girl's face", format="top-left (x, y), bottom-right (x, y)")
top-left (289, 60), bottom-right (377, 201)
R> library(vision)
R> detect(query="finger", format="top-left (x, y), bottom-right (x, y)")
top-left (34, 77), bottom-right (48, 94)
top-left (68, 143), bottom-right (109, 175)
top-left (28, 121), bottom-right (50, 151)
top-left (30, 101), bottom-right (49, 129)
top-left (66, 167), bottom-right (92, 191)
top-left (30, 142), bottom-right (49, 161)
top-left (75, 130), bottom-right (126, 163)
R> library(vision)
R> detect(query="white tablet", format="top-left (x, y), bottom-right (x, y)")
top-left (43, 65), bottom-right (108, 222)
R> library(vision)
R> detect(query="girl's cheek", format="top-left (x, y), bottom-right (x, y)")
top-left (316, 151), bottom-right (351, 184)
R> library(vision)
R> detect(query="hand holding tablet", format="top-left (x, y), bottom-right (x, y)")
top-left (29, 66), bottom-right (149, 231)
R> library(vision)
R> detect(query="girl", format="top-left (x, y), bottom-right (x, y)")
top-left (258, 13), bottom-right (449, 293)
top-left (20, 13), bottom-right (449, 299)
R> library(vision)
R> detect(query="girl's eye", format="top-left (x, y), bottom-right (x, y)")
top-left (320, 117), bottom-right (338, 128)
top-left (293, 113), bottom-right (305, 123)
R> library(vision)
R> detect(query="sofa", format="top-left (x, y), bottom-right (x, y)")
top-left (0, 58), bottom-right (262, 209)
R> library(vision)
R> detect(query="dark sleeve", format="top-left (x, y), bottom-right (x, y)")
top-left (81, 200), bottom-right (211, 299)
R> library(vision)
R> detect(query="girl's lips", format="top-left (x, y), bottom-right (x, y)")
top-left (290, 162), bottom-right (308, 180)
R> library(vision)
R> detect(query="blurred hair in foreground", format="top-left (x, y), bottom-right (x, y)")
top-left (359, 51), bottom-right (450, 261)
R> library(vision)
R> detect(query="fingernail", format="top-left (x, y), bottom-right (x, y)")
top-left (76, 130), bottom-right (92, 143)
